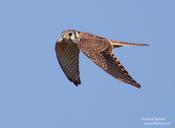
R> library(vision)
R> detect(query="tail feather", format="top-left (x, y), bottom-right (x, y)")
top-left (111, 40), bottom-right (149, 48)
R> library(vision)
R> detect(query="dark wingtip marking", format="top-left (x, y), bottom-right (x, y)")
top-left (133, 83), bottom-right (141, 88)
top-left (67, 77), bottom-right (81, 87)
top-left (73, 79), bottom-right (81, 86)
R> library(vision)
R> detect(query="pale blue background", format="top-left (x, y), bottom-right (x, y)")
top-left (0, 0), bottom-right (174, 128)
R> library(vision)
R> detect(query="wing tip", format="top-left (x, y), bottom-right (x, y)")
top-left (67, 77), bottom-right (81, 86)
top-left (73, 79), bottom-right (81, 86)
top-left (133, 83), bottom-right (141, 88)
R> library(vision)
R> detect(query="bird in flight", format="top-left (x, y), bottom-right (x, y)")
top-left (55, 29), bottom-right (148, 88)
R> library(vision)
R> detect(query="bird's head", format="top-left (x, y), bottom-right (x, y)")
top-left (60, 30), bottom-right (80, 42)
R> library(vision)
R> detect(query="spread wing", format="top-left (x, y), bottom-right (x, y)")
top-left (101, 49), bottom-right (141, 88)
top-left (55, 40), bottom-right (81, 86)
top-left (77, 39), bottom-right (141, 88)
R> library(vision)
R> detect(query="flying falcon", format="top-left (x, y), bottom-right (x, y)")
top-left (55, 30), bottom-right (148, 88)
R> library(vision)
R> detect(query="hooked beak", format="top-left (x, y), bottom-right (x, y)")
top-left (57, 36), bottom-right (63, 42)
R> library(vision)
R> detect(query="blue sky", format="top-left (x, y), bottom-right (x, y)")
top-left (0, 0), bottom-right (174, 128)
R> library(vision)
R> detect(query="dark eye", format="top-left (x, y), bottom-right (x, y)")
top-left (68, 32), bottom-right (73, 36)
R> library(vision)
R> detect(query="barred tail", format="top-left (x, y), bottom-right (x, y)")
top-left (111, 40), bottom-right (149, 48)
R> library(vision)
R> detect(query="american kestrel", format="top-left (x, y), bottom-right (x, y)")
top-left (55, 29), bottom-right (148, 88)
